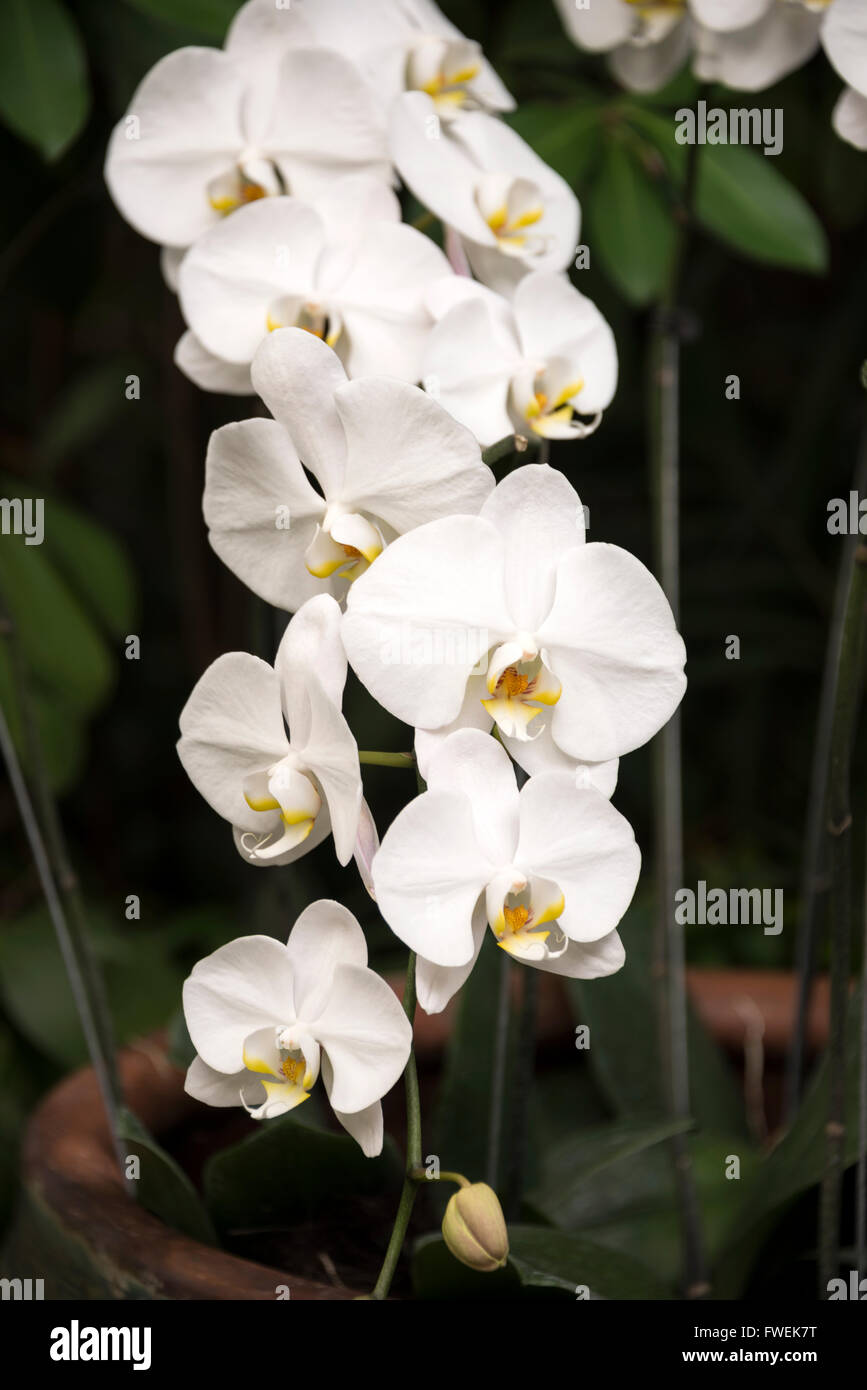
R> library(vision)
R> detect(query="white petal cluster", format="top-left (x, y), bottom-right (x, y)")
top-left (103, 0), bottom-right (691, 1150)
top-left (554, 0), bottom-right (867, 149)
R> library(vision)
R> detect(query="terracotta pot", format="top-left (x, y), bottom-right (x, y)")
top-left (4, 968), bottom-right (828, 1301)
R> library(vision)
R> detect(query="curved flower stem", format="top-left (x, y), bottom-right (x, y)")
top-left (649, 121), bottom-right (709, 1298)
top-left (370, 950), bottom-right (422, 1300)
top-left (817, 534), bottom-right (867, 1294)
top-left (0, 613), bottom-right (122, 1159)
top-left (482, 434), bottom-right (528, 466)
top-left (358, 750), bottom-right (415, 768)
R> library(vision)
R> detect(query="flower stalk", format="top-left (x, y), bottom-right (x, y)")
top-left (817, 535), bottom-right (867, 1294)
top-left (370, 950), bottom-right (422, 1300)
top-left (0, 605), bottom-right (123, 1161)
top-left (648, 112), bottom-right (708, 1298)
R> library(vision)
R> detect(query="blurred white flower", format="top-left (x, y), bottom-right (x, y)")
top-left (372, 729), bottom-right (638, 1012)
top-left (423, 271), bottom-right (617, 445)
top-left (227, 0), bottom-right (514, 119)
top-left (343, 464), bottom-right (686, 770)
top-left (176, 184), bottom-right (451, 391)
top-left (105, 42), bottom-right (390, 250)
top-left (203, 327), bottom-right (493, 612)
top-left (177, 594), bottom-right (361, 867)
top-left (389, 92), bottom-right (579, 295)
top-left (183, 900), bottom-right (412, 1154)
top-left (823, 0), bottom-right (867, 149)
top-left (552, 0), bottom-right (822, 95)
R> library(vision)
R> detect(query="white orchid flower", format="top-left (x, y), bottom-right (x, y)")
top-left (104, 40), bottom-right (390, 251)
top-left (692, 2), bottom-right (821, 92)
top-left (203, 328), bottom-right (493, 613)
top-left (227, 0), bottom-right (514, 120)
top-left (342, 464), bottom-right (687, 773)
top-left (422, 272), bottom-right (617, 445)
top-left (172, 175), bottom-right (401, 395)
top-left (176, 188), bottom-right (450, 392)
top-left (372, 729), bottom-right (638, 1013)
top-left (823, 0), bottom-right (867, 149)
top-left (553, 0), bottom-right (822, 95)
top-left (183, 900), bottom-right (412, 1154)
top-left (389, 92), bottom-right (579, 295)
top-left (177, 594), bottom-right (362, 867)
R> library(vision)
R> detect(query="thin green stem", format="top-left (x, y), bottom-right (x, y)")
top-left (787, 434), bottom-right (867, 1121)
top-left (358, 750), bottom-right (415, 768)
top-left (486, 950), bottom-right (512, 1189)
top-left (0, 700), bottom-right (122, 1153)
top-left (504, 968), bottom-right (538, 1222)
top-left (370, 951), bottom-right (422, 1300)
top-left (818, 539), bottom-right (867, 1295)
top-left (0, 604), bottom-right (122, 1158)
top-left (648, 110), bottom-right (709, 1299)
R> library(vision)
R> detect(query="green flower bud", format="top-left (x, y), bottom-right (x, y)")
top-left (442, 1181), bottom-right (509, 1272)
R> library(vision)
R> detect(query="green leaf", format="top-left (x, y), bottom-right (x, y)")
top-left (0, 638), bottom-right (85, 793)
top-left (507, 102), bottom-right (603, 188)
top-left (124, 0), bottom-right (241, 41)
top-left (116, 1106), bottom-right (218, 1246)
top-left (0, 0), bottom-right (90, 160)
top-left (508, 1224), bottom-right (673, 1299)
top-left (586, 139), bottom-right (675, 306)
top-left (203, 1112), bottom-right (403, 1235)
top-left (626, 107), bottom-right (828, 273)
top-left (526, 1117), bottom-right (693, 1228)
top-left (412, 1228), bottom-right (672, 1300)
top-left (412, 1233), bottom-right (522, 1300)
top-left (0, 533), bottom-right (114, 718)
top-left (39, 499), bottom-right (136, 639)
top-left (0, 907), bottom-right (184, 1069)
top-left (697, 143), bottom-right (828, 273)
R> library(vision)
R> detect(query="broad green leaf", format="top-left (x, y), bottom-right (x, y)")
top-left (0, 0), bottom-right (90, 160)
top-left (412, 1233), bottom-right (522, 1300)
top-left (697, 143), bottom-right (828, 273)
top-left (627, 107), bottom-right (828, 273)
top-left (507, 102), bottom-right (603, 189)
top-left (714, 989), bottom-right (865, 1297)
top-left (0, 908), bottom-right (183, 1069)
top-left (412, 1229), bottom-right (672, 1300)
top-left (116, 1106), bottom-right (218, 1246)
top-left (508, 1224), bottom-right (673, 1298)
top-left (527, 1117), bottom-right (693, 1228)
top-left (125, 0), bottom-right (241, 41)
top-left (0, 533), bottom-right (114, 718)
top-left (39, 500), bottom-right (136, 639)
top-left (204, 1112), bottom-right (403, 1235)
top-left (527, 1127), bottom-right (757, 1288)
top-left (0, 638), bottom-right (85, 793)
top-left (586, 139), bottom-right (675, 306)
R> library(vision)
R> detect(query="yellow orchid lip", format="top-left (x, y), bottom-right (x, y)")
top-left (481, 655), bottom-right (562, 741)
top-left (490, 885), bottom-right (568, 960)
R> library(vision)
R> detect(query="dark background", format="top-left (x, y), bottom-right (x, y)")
top-left (1, 0), bottom-right (866, 1246)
